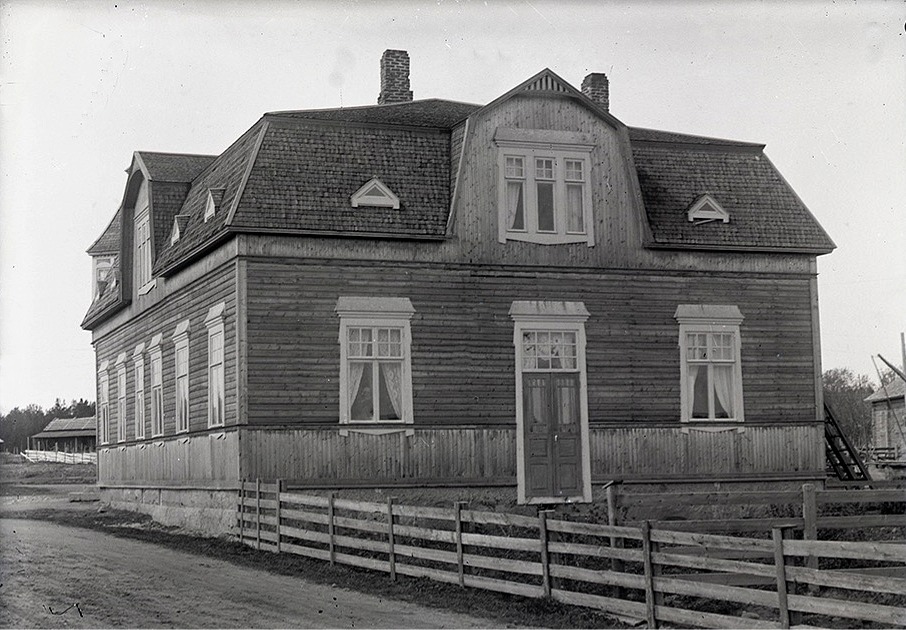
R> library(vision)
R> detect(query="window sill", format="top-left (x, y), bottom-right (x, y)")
top-left (680, 421), bottom-right (745, 434)
top-left (503, 232), bottom-right (593, 246)
top-left (137, 279), bottom-right (157, 296)
top-left (339, 425), bottom-right (414, 437)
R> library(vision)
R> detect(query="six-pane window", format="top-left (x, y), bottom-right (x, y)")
top-left (347, 327), bottom-right (405, 422)
top-left (685, 332), bottom-right (737, 420)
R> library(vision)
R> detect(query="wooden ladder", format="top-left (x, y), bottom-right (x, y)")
top-left (824, 403), bottom-right (872, 481)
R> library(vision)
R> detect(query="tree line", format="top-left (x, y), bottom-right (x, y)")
top-left (0, 398), bottom-right (95, 453)
top-left (823, 367), bottom-right (898, 451)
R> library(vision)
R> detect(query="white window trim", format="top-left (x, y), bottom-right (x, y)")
top-left (510, 300), bottom-right (592, 505)
top-left (350, 178), bottom-right (400, 209)
top-left (204, 189), bottom-right (225, 222)
top-left (172, 320), bottom-right (190, 434)
top-left (98, 360), bottom-right (110, 445)
top-left (335, 297), bottom-right (415, 437)
top-left (205, 302), bottom-right (226, 428)
top-left (115, 353), bottom-right (127, 443)
top-left (687, 193), bottom-right (729, 223)
top-left (675, 305), bottom-right (745, 428)
top-left (134, 208), bottom-right (156, 295)
top-left (133, 342), bottom-right (146, 440)
top-left (495, 128), bottom-right (595, 247)
top-left (148, 334), bottom-right (164, 437)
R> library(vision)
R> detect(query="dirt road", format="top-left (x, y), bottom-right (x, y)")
top-left (0, 518), bottom-right (497, 629)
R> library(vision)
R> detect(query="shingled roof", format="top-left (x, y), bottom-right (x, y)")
top-left (270, 98), bottom-right (480, 128)
top-left (33, 416), bottom-right (96, 439)
top-left (86, 208), bottom-right (121, 255)
top-left (630, 130), bottom-right (836, 253)
top-left (135, 151), bottom-right (216, 182)
top-left (866, 379), bottom-right (906, 403)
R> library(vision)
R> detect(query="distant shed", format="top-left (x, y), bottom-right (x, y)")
top-left (865, 380), bottom-right (906, 462)
top-left (30, 417), bottom-right (97, 453)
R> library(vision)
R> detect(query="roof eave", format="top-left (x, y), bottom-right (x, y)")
top-left (644, 241), bottom-right (836, 256)
top-left (80, 295), bottom-right (131, 330)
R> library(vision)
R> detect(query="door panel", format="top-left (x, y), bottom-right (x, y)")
top-left (523, 372), bottom-right (583, 499)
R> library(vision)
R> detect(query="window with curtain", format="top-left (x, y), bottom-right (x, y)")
top-left (150, 344), bottom-right (163, 436)
top-left (205, 302), bottom-right (226, 428)
top-left (116, 361), bottom-right (127, 442)
top-left (133, 354), bottom-right (145, 440)
top-left (495, 128), bottom-right (595, 246)
top-left (675, 305), bottom-right (745, 423)
top-left (98, 366), bottom-right (110, 445)
top-left (173, 320), bottom-right (190, 433)
top-left (335, 297), bottom-right (415, 432)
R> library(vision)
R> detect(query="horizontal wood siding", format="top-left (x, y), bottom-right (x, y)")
top-left (240, 424), bottom-right (822, 482)
top-left (98, 430), bottom-right (238, 484)
top-left (246, 258), bottom-right (817, 427)
top-left (93, 261), bottom-right (239, 452)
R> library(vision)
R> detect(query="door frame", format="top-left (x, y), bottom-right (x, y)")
top-left (510, 300), bottom-right (592, 505)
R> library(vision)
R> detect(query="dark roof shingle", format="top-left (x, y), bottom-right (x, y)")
top-left (866, 379), bottom-right (906, 403)
top-left (86, 208), bottom-right (121, 255)
top-left (135, 152), bottom-right (216, 182)
top-left (270, 99), bottom-right (479, 129)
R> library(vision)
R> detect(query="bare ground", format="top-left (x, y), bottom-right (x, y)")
top-left (0, 516), bottom-right (501, 629)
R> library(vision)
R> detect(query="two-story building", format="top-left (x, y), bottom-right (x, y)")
top-left (83, 50), bottom-right (835, 533)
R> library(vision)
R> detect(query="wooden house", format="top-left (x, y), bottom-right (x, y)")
top-left (29, 416), bottom-right (97, 453)
top-left (865, 379), bottom-right (906, 466)
top-left (82, 50), bottom-right (835, 532)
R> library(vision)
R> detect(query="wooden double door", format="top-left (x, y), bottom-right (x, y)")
top-left (523, 372), bottom-right (582, 499)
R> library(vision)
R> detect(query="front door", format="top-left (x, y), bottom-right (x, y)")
top-left (523, 372), bottom-right (582, 499)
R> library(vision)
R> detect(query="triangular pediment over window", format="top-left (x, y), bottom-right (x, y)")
top-left (170, 214), bottom-right (190, 245)
top-left (519, 71), bottom-right (573, 95)
top-left (204, 188), bottom-right (226, 222)
top-left (687, 194), bottom-right (729, 223)
top-left (350, 178), bottom-right (400, 209)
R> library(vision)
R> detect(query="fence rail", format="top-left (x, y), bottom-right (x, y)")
top-left (23, 449), bottom-right (96, 465)
top-left (237, 480), bottom-right (906, 629)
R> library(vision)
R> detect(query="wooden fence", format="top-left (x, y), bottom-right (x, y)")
top-left (23, 449), bottom-right (97, 465)
top-left (609, 482), bottom-right (906, 535)
top-left (237, 480), bottom-right (906, 629)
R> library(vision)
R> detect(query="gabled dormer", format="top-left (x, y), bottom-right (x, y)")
top-left (204, 189), bottom-right (225, 222)
top-left (350, 178), bottom-right (400, 209)
top-left (687, 194), bottom-right (729, 224)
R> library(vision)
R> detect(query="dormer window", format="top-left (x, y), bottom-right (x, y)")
top-left (92, 254), bottom-right (117, 299)
top-left (495, 128), bottom-right (595, 246)
top-left (687, 194), bottom-right (729, 223)
top-left (133, 178), bottom-right (155, 295)
top-left (170, 214), bottom-right (189, 245)
top-left (204, 189), bottom-right (225, 222)
top-left (350, 178), bottom-right (400, 209)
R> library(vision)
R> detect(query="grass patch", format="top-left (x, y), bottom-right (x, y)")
top-left (0, 452), bottom-right (96, 485)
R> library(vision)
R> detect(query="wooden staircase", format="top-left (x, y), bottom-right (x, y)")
top-left (824, 403), bottom-right (872, 481)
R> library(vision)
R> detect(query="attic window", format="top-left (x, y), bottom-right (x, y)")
top-left (170, 214), bottom-right (190, 245)
top-left (687, 194), bottom-right (729, 224)
top-left (204, 189), bottom-right (225, 222)
top-left (350, 178), bottom-right (400, 209)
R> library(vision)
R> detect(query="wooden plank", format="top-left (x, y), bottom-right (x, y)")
top-left (785, 564), bottom-right (906, 594)
top-left (280, 492), bottom-right (330, 509)
top-left (333, 497), bottom-right (386, 514)
top-left (668, 573), bottom-right (775, 587)
top-left (653, 604), bottom-right (778, 630)
top-left (333, 533), bottom-right (389, 555)
top-left (539, 511), bottom-right (551, 598)
top-left (786, 592), bottom-right (906, 625)
top-left (258, 529), bottom-right (279, 543)
top-left (546, 518), bottom-right (642, 540)
top-left (649, 529), bottom-right (774, 554)
top-left (619, 490), bottom-right (801, 508)
top-left (652, 551), bottom-right (775, 578)
top-left (463, 553), bottom-right (542, 577)
top-left (549, 564), bottom-right (646, 590)
top-left (393, 543), bottom-right (457, 566)
top-left (783, 538), bottom-right (906, 562)
top-left (636, 517), bottom-right (804, 533)
top-left (328, 492), bottom-right (336, 566)
top-left (551, 589), bottom-right (648, 621)
top-left (817, 514), bottom-right (906, 529)
top-left (393, 504), bottom-right (455, 521)
top-left (653, 575), bottom-right (779, 609)
top-left (461, 532), bottom-right (540, 552)
top-left (641, 522), bottom-right (657, 629)
top-left (280, 506), bottom-right (329, 526)
top-left (392, 523), bottom-right (457, 544)
top-left (333, 514), bottom-right (388, 534)
top-left (395, 561), bottom-right (461, 585)
top-left (455, 501), bottom-right (465, 587)
top-left (387, 497), bottom-right (396, 582)
top-left (462, 573), bottom-right (544, 599)
top-left (818, 488), bottom-right (906, 503)
top-left (548, 540), bottom-right (643, 563)
top-left (773, 529), bottom-right (790, 629)
top-left (461, 509), bottom-right (538, 529)
top-left (278, 523), bottom-right (330, 545)
top-left (334, 551), bottom-right (391, 574)
top-left (280, 540), bottom-right (332, 563)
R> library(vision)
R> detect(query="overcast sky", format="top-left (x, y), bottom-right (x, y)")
top-left (1, 1), bottom-right (904, 413)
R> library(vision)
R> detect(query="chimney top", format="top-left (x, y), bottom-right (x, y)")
top-left (581, 73), bottom-right (609, 112)
top-left (378, 49), bottom-right (413, 105)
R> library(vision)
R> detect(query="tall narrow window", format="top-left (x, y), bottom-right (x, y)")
top-left (495, 128), bottom-right (595, 246)
top-left (116, 354), bottom-right (127, 442)
top-left (173, 320), bottom-right (190, 433)
top-left (98, 362), bottom-right (110, 445)
top-left (510, 301), bottom-right (591, 506)
top-left (133, 343), bottom-right (145, 440)
top-left (675, 305), bottom-right (745, 423)
top-left (134, 211), bottom-right (152, 291)
top-left (149, 334), bottom-right (163, 436)
top-left (205, 303), bottom-right (226, 428)
top-left (336, 297), bottom-right (414, 435)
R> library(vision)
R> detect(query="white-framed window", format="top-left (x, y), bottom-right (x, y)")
top-left (173, 320), bottom-right (190, 433)
top-left (133, 343), bottom-right (146, 440)
top-left (92, 254), bottom-right (117, 300)
top-left (134, 208), bottom-right (153, 294)
top-left (675, 305), bottom-right (745, 423)
top-left (335, 297), bottom-right (414, 435)
top-left (495, 128), bottom-right (595, 246)
top-left (510, 301), bottom-right (591, 505)
top-left (204, 189), bottom-right (225, 222)
top-left (116, 353), bottom-right (127, 442)
top-left (98, 361), bottom-right (110, 445)
top-left (205, 303), bottom-right (226, 427)
top-left (149, 334), bottom-right (164, 437)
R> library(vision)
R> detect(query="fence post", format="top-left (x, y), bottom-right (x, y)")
top-left (387, 496), bottom-right (397, 582)
top-left (539, 510), bottom-right (552, 598)
top-left (607, 483), bottom-right (624, 598)
top-left (772, 527), bottom-right (791, 629)
top-left (802, 482), bottom-right (818, 587)
top-left (328, 492), bottom-right (336, 566)
top-left (275, 479), bottom-right (283, 554)
top-left (641, 521), bottom-right (658, 629)
top-left (455, 501), bottom-right (467, 587)
top-left (255, 478), bottom-right (261, 551)
top-left (238, 479), bottom-right (245, 545)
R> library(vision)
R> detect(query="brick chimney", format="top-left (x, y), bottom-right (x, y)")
top-left (581, 73), bottom-right (609, 112)
top-left (378, 49), bottom-right (413, 105)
